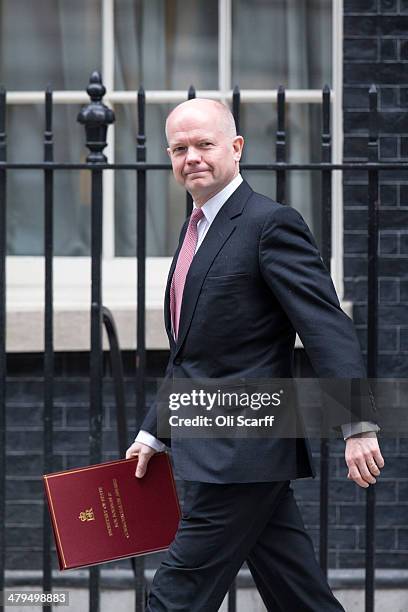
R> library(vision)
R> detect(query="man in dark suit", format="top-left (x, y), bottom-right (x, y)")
top-left (126, 98), bottom-right (384, 611)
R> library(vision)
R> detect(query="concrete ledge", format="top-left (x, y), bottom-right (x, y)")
top-left (6, 255), bottom-right (354, 352)
top-left (3, 585), bottom-right (407, 612)
top-left (5, 301), bottom-right (353, 352)
top-left (5, 568), bottom-right (408, 589)
top-left (5, 570), bottom-right (408, 612)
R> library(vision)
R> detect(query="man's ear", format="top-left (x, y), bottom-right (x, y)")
top-left (232, 136), bottom-right (244, 162)
top-left (166, 147), bottom-right (171, 158)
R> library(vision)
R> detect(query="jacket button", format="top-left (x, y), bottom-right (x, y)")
top-left (174, 358), bottom-right (181, 365)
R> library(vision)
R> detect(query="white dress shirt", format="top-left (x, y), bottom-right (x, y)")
top-left (135, 173), bottom-right (378, 451)
top-left (194, 173), bottom-right (243, 253)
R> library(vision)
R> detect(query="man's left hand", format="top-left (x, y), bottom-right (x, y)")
top-left (345, 432), bottom-right (384, 488)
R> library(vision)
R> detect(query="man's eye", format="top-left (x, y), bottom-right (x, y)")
top-left (173, 147), bottom-right (186, 153)
top-left (200, 142), bottom-right (213, 147)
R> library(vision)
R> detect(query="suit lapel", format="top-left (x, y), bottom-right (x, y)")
top-left (172, 180), bottom-right (253, 356)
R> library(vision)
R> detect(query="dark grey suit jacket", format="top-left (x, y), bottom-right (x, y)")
top-left (141, 180), bottom-right (375, 483)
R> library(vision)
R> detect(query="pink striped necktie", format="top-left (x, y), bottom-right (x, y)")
top-left (170, 207), bottom-right (204, 339)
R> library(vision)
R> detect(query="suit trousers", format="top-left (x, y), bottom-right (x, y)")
top-left (146, 480), bottom-right (345, 612)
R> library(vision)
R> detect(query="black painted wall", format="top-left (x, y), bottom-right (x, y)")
top-left (5, 348), bottom-right (407, 572)
top-left (344, 0), bottom-right (408, 374)
top-left (343, 0), bottom-right (408, 568)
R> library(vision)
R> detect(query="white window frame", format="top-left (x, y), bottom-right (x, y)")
top-left (6, 0), bottom-right (344, 352)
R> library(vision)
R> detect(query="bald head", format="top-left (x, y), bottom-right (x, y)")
top-left (165, 98), bottom-right (237, 142)
top-left (165, 97), bottom-right (244, 207)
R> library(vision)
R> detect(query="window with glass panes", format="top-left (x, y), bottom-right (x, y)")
top-left (2, 0), bottom-right (341, 288)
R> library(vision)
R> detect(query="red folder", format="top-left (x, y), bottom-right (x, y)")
top-left (43, 453), bottom-right (181, 570)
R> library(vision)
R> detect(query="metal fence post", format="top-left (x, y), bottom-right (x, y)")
top-left (232, 85), bottom-right (240, 136)
top-left (276, 85), bottom-right (286, 204)
top-left (0, 85), bottom-right (7, 601)
top-left (185, 86), bottom-right (196, 218)
top-left (135, 86), bottom-right (147, 612)
top-left (319, 84), bottom-right (332, 577)
top-left (365, 84), bottom-right (379, 612)
top-left (78, 70), bottom-right (115, 612)
top-left (42, 86), bottom-right (54, 612)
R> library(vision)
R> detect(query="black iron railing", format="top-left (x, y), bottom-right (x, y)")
top-left (0, 71), bottom-right (389, 612)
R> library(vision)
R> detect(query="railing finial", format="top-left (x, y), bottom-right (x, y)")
top-left (77, 71), bottom-right (115, 163)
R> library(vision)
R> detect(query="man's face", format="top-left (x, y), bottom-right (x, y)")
top-left (166, 103), bottom-right (244, 206)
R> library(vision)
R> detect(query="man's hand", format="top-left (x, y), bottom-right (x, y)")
top-left (345, 432), bottom-right (384, 488)
top-left (125, 441), bottom-right (157, 478)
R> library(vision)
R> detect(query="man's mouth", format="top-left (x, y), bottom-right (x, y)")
top-left (185, 170), bottom-right (208, 176)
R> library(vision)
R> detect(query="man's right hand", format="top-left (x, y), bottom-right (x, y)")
top-left (345, 432), bottom-right (384, 488)
top-left (125, 441), bottom-right (157, 478)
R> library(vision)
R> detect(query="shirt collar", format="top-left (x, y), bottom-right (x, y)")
top-left (193, 174), bottom-right (243, 224)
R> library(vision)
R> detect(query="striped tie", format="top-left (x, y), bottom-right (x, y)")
top-left (170, 207), bottom-right (204, 339)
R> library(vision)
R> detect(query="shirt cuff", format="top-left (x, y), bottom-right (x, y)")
top-left (135, 430), bottom-right (166, 452)
top-left (341, 421), bottom-right (380, 441)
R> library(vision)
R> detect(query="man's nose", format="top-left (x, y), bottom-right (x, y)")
top-left (185, 147), bottom-right (201, 164)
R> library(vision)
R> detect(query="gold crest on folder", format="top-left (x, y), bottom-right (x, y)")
top-left (79, 508), bottom-right (95, 522)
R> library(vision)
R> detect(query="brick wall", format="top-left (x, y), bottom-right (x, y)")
top-left (344, 0), bottom-right (408, 374)
top-left (5, 350), bottom-right (407, 572)
top-left (343, 0), bottom-right (408, 567)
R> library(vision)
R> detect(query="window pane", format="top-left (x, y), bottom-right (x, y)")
top-left (239, 102), bottom-right (323, 246)
top-left (114, 103), bottom-right (186, 257)
top-left (232, 0), bottom-right (332, 89)
top-left (7, 105), bottom-right (90, 256)
top-left (115, 0), bottom-right (218, 91)
top-left (0, 0), bottom-right (101, 90)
